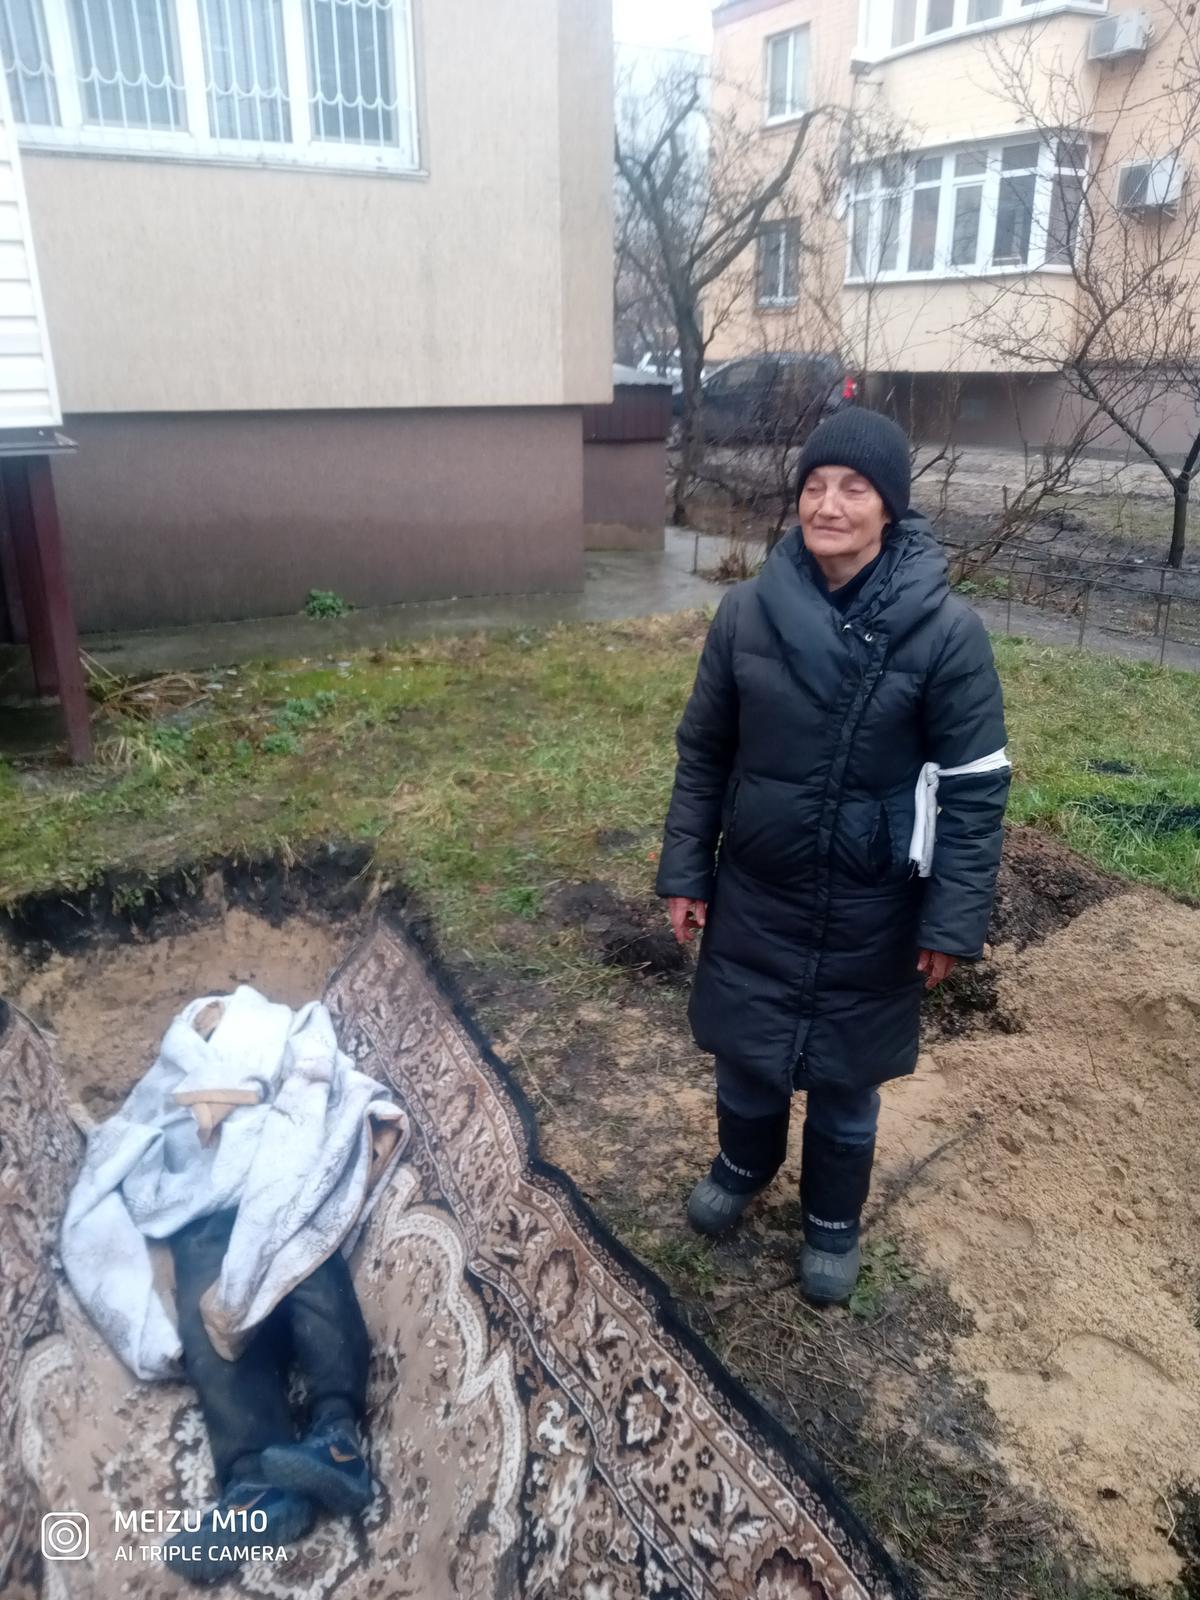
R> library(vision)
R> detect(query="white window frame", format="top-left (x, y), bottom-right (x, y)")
top-left (845, 134), bottom-right (1088, 284)
top-left (763, 25), bottom-right (808, 125)
top-left (1, 0), bottom-right (420, 172)
top-left (756, 219), bottom-right (799, 306)
top-left (856, 0), bottom-right (1106, 63)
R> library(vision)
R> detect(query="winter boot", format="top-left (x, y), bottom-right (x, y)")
top-left (687, 1173), bottom-right (761, 1235)
top-left (686, 1097), bottom-right (791, 1235)
top-left (164, 1481), bottom-right (315, 1586)
top-left (261, 1417), bottom-right (373, 1516)
top-left (799, 1241), bottom-right (862, 1306)
top-left (798, 1123), bottom-right (875, 1308)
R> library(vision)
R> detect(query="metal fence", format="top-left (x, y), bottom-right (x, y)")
top-left (688, 526), bottom-right (1200, 663)
top-left (941, 538), bottom-right (1200, 664)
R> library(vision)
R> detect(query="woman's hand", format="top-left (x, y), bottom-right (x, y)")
top-left (668, 897), bottom-right (708, 945)
top-left (917, 949), bottom-right (958, 989)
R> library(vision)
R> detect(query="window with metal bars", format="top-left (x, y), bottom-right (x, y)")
top-left (306, 0), bottom-right (394, 146)
top-left (0, 0), bottom-right (57, 123)
top-left (0, 0), bottom-right (417, 168)
top-left (199, 0), bottom-right (289, 143)
top-left (69, 0), bottom-right (184, 131)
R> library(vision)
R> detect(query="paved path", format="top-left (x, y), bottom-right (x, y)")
top-left (973, 594), bottom-right (1200, 671)
top-left (4, 527), bottom-right (1197, 682)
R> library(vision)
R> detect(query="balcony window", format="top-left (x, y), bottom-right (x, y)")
top-left (992, 140), bottom-right (1039, 263)
top-left (0, 0), bottom-right (418, 169)
top-left (860, 0), bottom-right (1105, 58)
top-left (765, 25), bottom-right (808, 122)
top-left (907, 156), bottom-right (942, 271)
top-left (846, 135), bottom-right (1088, 282)
top-left (891, 0), bottom-right (916, 45)
top-left (950, 151), bottom-right (986, 266)
top-left (1045, 140), bottom-right (1087, 263)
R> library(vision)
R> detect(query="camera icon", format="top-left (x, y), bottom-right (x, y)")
top-left (41, 1512), bottom-right (89, 1560)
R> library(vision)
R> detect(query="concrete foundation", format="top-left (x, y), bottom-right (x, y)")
top-left (50, 408), bottom-right (587, 633)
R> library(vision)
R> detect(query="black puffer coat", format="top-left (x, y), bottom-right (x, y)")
top-left (656, 515), bottom-right (1010, 1098)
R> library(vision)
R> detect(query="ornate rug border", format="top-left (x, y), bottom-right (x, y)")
top-left (330, 916), bottom-right (916, 1600)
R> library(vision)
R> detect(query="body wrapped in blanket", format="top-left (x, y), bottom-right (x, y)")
top-left (59, 985), bottom-right (406, 1586)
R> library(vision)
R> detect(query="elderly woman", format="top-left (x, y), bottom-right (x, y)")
top-left (657, 409), bottom-right (1010, 1305)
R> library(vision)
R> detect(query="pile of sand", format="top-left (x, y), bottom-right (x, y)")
top-left (873, 889), bottom-right (1200, 1588)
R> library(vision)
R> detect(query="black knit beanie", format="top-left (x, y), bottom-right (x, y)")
top-left (794, 408), bottom-right (911, 524)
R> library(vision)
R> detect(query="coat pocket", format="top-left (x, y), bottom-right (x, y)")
top-left (868, 805), bottom-right (892, 881)
top-left (885, 792), bottom-right (917, 879)
top-left (722, 776), bottom-right (742, 846)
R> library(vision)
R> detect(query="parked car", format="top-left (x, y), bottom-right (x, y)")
top-left (691, 352), bottom-right (858, 443)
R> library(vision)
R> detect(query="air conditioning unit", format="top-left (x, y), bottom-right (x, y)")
top-left (1118, 155), bottom-right (1185, 211)
top-left (1088, 10), bottom-right (1151, 62)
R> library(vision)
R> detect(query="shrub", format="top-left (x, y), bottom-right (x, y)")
top-left (304, 589), bottom-right (350, 619)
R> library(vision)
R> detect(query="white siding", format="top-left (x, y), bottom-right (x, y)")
top-left (0, 81), bottom-right (59, 427)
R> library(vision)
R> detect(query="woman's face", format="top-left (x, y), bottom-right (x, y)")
top-left (798, 465), bottom-right (889, 567)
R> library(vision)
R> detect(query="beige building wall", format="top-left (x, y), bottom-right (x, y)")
top-left (707, 0), bottom-right (857, 363)
top-left (856, 9), bottom-right (1101, 148)
top-left (22, 0), bottom-right (614, 415)
top-left (843, 279), bottom-right (1062, 374)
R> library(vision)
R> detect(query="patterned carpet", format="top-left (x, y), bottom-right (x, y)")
top-left (3, 921), bottom-right (910, 1599)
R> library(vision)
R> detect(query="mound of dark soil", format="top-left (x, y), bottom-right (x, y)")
top-left (923, 962), bottom-right (1019, 1041)
top-left (988, 826), bottom-right (1121, 950)
top-left (546, 881), bottom-right (690, 980)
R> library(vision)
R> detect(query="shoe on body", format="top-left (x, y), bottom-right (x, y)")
top-left (261, 1420), bottom-right (373, 1516)
top-left (164, 1481), bottom-right (315, 1586)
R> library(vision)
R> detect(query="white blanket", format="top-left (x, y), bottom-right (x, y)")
top-left (60, 986), bottom-right (405, 1381)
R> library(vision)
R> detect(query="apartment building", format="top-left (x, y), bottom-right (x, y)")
top-left (0, 0), bottom-right (613, 632)
top-left (706, 0), bottom-right (858, 364)
top-left (711, 0), bottom-right (1197, 452)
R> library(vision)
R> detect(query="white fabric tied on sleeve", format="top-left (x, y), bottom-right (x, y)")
top-left (909, 748), bottom-right (1011, 879)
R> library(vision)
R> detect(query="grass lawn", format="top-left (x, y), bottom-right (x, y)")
top-left (1, 618), bottom-right (1198, 918)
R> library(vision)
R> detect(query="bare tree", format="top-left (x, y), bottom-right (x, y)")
top-left (964, 1), bottom-right (1200, 567)
top-left (614, 58), bottom-right (849, 525)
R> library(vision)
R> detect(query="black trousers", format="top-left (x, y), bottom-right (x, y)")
top-left (170, 1209), bottom-right (370, 1488)
top-left (711, 1057), bottom-right (879, 1249)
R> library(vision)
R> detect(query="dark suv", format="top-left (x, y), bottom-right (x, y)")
top-left (695, 352), bottom-right (858, 444)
